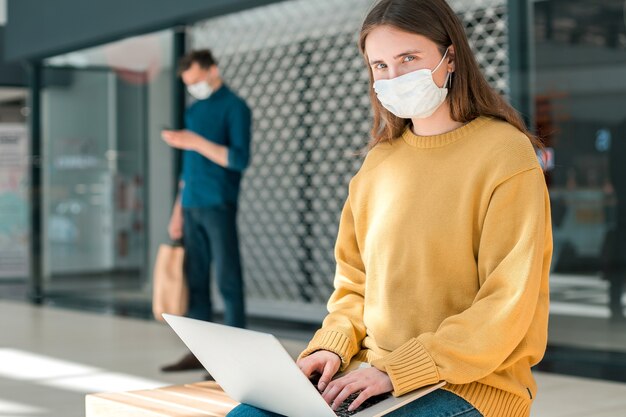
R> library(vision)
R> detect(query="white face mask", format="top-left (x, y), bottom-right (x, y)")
top-left (373, 48), bottom-right (451, 119)
top-left (187, 81), bottom-right (213, 100)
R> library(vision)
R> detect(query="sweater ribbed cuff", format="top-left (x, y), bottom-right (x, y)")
top-left (371, 338), bottom-right (440, 396)
top-left (298, 330), bottom-right (357, 370)
top-left (445, 382), bottom-right (531, 417)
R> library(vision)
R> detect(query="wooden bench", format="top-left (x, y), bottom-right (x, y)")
top-left (85, 381), bottom-right (239, 417)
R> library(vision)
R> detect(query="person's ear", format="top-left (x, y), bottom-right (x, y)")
top-left (208, 65), bottom-right (220, 80)
top-left (447, 44), bottom-right (456, 73)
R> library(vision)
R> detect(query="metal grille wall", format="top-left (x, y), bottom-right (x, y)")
top-left (189, 0), bottom-right (510, 320)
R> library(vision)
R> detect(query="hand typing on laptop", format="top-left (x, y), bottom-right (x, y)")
top-left (163, 314), bottom-right (445, 417)
top-left (297, 350), bottom-right (394, 413)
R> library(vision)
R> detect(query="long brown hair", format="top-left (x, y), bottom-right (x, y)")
top-left (359, 0), bottom-right (541, 149)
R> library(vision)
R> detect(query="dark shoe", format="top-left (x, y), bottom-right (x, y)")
top-left (161, 352), bottom-right (203, 372)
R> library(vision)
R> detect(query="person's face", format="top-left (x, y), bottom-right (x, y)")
top-left (181, 62), bottom-right (217, 86)
top-left (364, 25), bottom-right (454, 87)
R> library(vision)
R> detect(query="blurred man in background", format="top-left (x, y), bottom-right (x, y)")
top-left (161, 49), bottom-right (252, 372)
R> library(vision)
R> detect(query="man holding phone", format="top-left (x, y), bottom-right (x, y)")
top-left (161, 49), bottom-right (252, 372)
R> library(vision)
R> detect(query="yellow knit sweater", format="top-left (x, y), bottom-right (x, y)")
top-left (300, 117), bottom-right (552, 417)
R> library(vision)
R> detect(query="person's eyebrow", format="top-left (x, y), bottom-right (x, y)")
top-left (394, 49), bottom-right (423, 59)
top-left (368, 49), bottom-right (423, 65)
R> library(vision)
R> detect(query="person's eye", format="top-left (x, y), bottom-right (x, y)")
top-left (402, 55), bottom-right (416, 63)
top-left (374, 63), bottom-right (387, 70)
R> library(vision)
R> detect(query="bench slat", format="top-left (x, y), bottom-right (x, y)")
top-left (86, 382), bottom-right (239, 417)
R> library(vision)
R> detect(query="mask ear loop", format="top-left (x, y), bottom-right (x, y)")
top-left (433, 47), bottom-right (452, 89)
top-left (442, 47), bottom-right (454, 89)
top-left (446, 47), bottom-right (454, 89)
top-left (432, 47), bottom-right (450, 73)
top-left (445, 71), bottom-right (452, 89)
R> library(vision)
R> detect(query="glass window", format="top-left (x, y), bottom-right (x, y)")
top-left (533, 0), bottom-right (626, 353)
top-left (0, 90), bottom-right (28, 282)
top-left (40, 30), bottom-right (175, 313)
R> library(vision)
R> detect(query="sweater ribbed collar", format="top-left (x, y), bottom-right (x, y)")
top-left (401, 116), bottom-right (490, 149)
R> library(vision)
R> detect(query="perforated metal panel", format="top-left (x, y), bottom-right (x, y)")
top-left (451, 0), bottom-right (510, 94)
top-left (189, 0), bottom-right (510, 316)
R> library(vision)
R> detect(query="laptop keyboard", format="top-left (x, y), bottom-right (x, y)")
top-left (333, 391), bottom-right (391, 416)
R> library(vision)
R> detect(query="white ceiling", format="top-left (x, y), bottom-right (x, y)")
top-left (45, 29), bottom-right (173, 71)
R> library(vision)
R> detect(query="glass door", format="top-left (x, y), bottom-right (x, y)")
top-left (532, 0), bottom-right (626, 358)
top-left (41, 66), bottom-right (148, 294)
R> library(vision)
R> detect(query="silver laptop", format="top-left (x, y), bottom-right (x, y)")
top-left (163, 314), bottom-right (445, 417)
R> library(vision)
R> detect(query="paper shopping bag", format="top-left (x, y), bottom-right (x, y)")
top-left (152, 243), bottom-right (188, 321)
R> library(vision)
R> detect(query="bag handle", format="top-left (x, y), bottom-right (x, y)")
top-left (169, 239), bottom-right (183, 247)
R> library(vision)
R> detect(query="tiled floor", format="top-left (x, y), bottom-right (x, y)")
top-left (2, 300), bottom-right (626, 417)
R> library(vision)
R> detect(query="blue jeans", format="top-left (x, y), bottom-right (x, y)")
top-left (226, 389), bottom-right (483, 417)
top-left (183, 205), bottom-right (246, 328)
